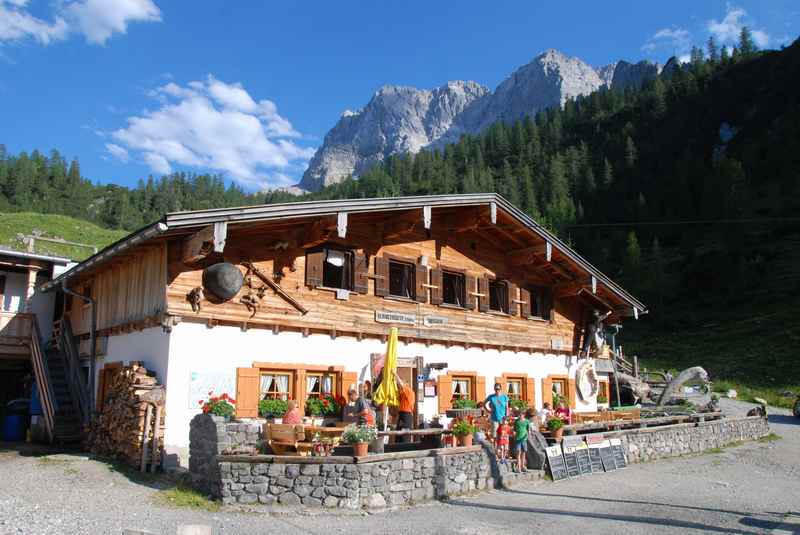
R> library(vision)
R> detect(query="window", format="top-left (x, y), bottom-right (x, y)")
top-left (489, 280), bottom-right (509, 313)
top-left (528, 287), bottom-right (551, 319)
top-left (322, 248), bottom-right (353, 290)
top-left (598, 381), bottom-right (609, 401)
top-left (306, 372), bottom-right (336, 398)
top-left (552, 378), bottom-right (568, 402)
top-left (442, 271), bottom-right (465, 307)
top-left (260, 372), bottom-right (292, 400)
top-left (389, 260), bottom-right (415, 299)
top-left (451, 377), bottom-right (472, 401)
top-left (506, 379), bottom-right (523, 401)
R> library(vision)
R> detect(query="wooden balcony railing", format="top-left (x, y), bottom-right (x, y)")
top-left (0, 311), bottom-right (34, 345)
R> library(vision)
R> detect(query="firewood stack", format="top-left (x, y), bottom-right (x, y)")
top-left (87, 361), bottom-right (166, 471)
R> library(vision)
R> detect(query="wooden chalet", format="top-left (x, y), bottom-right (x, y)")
top-left (40, 193), bottom-right (646, 461)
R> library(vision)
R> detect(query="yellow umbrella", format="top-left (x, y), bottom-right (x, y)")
top-left (373, 327), bottom-right (399, 407)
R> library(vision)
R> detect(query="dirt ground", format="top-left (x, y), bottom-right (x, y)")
top-left (1, 398), bottom-right (797, 535)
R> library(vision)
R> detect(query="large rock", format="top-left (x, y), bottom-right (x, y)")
top-left (610, 60), bottom-right (662, 90)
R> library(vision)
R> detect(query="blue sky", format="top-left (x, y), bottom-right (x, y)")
top-left (1, 1), bottom-right (797, 191)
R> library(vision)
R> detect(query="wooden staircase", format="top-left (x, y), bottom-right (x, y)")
top-left (45, 345), bottom-right (84, 445)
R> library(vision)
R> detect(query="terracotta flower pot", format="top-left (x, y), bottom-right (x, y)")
top-left (458, 434), bottom-right (473, 447)
top-left (552, 427), bottom-right (564, 441)
top-left (353, 442), bottom-right (369, 457)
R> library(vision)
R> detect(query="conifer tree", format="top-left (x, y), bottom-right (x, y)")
top-left (707, 36), bottom-right (719, 63)
top-left (624, 230), bottom-right (641, 281)
top-left (738, 26), bottom-right (757, 56)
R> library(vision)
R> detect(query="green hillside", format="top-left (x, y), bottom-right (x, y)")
top-left (0, 212), bottom-right (127, 260)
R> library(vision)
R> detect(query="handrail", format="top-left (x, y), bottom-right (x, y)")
top-left (58, 318), bottom-right (90, 427)
top-left (29, 321), bottom-right (55, 443)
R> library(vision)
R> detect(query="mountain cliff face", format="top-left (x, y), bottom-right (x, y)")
top-left (298, 49), bottom-right (665, 191)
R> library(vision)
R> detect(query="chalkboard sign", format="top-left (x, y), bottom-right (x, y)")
top-left (546, 445), bottom-right (569, 481)
top-left (610, 438), bottom-right (627, 468)
top-left (588, 445), bottom-right (604, 473)
top-left (562, 445), bottom-right (582, 478)
top-left (598, 440), bottom-right (617, 471)
top-left (575, 443), bottom-right (593, 476)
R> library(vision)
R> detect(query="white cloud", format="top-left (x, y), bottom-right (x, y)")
top-left (642, 27), bottom-right (691, 55)
top-left (111, 76), bottom-right (316, 190)
top-left (105, 142), bottom-right (129, 163)
top-left (708, 5), bottom-right (770, 47)
top-left (0, 0), bottom-right (160, 46)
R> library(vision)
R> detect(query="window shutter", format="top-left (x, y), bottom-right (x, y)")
top-left (506, 282), bottom-right (518, 316)
top-left (430, 267), bottom-right (443, 305)
top-left (353, 253), bottom-right (369, 294)
top-left (525, 377), bottom-right (536, 406)
top-left (568, 379), bottom-right (577, 408)
top-left (415, 264), bottom-right (428, 303)
top-left (305, 250), bottom-right (324, 288)
top-left (477, 275), bottom-right (490, 313)
top-left (235, 367), bottom-right (260, 418)
top-left (374, 256), bottom-right (389, 297)
top-left (464, 275), bottom-right (477, 310)
top-left (475, 376), bottom-right (486, 402)
top-left (542, 377), bottom-right (553, 408)
top-left (519, 288), bottom-right (531, 318)
top-left (437, 375), bottom-right (452, 414)
top-left (340, 371), bottom-right (358, 397)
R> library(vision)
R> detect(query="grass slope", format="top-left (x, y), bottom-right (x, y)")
top-left (0, 212), bottom-right (126, 261)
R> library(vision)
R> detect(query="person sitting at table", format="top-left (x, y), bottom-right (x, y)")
top-left (345, 385), bottom-right (375, 426)
top-left (538, 402), bottom-right (553, 426)
top-left (282, 400), bottom-right (302, 424)
top-left (394, 373), bottom-right (415, 443)
top-left (555, 399), bottom-right (572, 424)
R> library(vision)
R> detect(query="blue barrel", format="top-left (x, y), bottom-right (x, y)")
top-left (2, 415), bottom-right (26, 442)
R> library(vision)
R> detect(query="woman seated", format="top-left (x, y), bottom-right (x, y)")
top-left (282, 400), bottom-right (302, 424)
top-left (554, 399), bottom-right (572, 424)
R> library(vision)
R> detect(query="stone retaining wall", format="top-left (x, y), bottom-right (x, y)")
top-left (613, 415), bottom-right (769, 463)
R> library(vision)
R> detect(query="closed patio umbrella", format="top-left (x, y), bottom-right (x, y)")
top-left (373, 327), bottom-right (400, 433)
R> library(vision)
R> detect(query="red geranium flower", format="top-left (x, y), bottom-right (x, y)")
top-left (208, 391), bottom-right (213, 396)
top-left (198, 400), bottom-right (204, 406)
top-left (229, 399), bottom-right (236, 405)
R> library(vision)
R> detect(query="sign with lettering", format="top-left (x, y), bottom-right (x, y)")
top-left (575, 443), bottom-right (593, 476)
top-left (598, 439), bottom-right (617, 471)
top-left (610, 438), bottom-right (627, 468)
top-left (375, 310), bottom-right (416, 325)
top-left (545, 445), bottom-right (569, 481)
top-left (562, 444), bottom-right (582, 478)
top-left (585, 435), bottom-right (606, 473)
top-left (423, 315), bottom-right (449, 327)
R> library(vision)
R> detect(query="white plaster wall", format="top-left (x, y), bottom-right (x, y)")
top-left (0, 271), bottom-right (27, 312)
top-left (165, 322), bottom-right (600, 449)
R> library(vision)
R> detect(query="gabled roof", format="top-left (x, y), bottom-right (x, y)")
top-left (0, 247), bottom-right (71, 265)
top-left (40, 193), bottom-right (646, 315)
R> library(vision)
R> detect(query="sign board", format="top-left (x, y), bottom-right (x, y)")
top-left (575, 443), bottom-right (593, 476)
top-left (562, 444), bottom-right (582, 478)
top-left (423, 315), bottom-right (449, 327)
top-left (598, 439), bottom-right (617, 471)
top-left (545, 445), bottom-right (569, 481)
top-left (424, 380), bottom-right (437, 397)
top-left (188, 370), bottom-right (235, 409)
top-left (586, 436), bottom-right (606, 473)
top-left (594, 359), bottom-right (615, 373)
top-left (610, 438), bottom-right (627, 468)
top-left (375, 310), bottom-right (416, 325)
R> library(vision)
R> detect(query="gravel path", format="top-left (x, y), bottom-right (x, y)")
top-left (1, 399), bottom-right (797, 535)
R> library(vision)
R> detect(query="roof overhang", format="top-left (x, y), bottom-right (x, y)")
top-left (39, 193), bottom-right (647, 315)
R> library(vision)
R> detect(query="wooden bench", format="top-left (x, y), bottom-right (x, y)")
top-left (263, 423), bottom-right (315, 455)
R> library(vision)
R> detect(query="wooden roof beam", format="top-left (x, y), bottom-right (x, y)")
top-left (181, 222), bottom-right (227, 265)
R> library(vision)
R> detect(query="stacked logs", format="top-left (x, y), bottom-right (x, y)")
top-left (87, 362), bottom-right (165, 471)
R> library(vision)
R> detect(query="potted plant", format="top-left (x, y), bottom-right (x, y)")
top-left (452, 418), bottom-right (477, 447)
top-left (259, 399), bottom-right (288, 421)
top-left (546, 416), bottom-right (565, 441)
top-left (199, 391), bottom-right (236, 420)
top-left (509, 398), bottom-right (528, 412)
top-left (446, 399), bottom-right (482, 419)
top-left (305, 395), bottom-right (343, 425)
top-left (342, 424), bottom-right (377, 457)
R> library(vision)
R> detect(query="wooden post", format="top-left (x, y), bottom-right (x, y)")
top-left (140, 404), bottom-right (153, 473)
top-left (24, 267), bottom-right (37, 312)
top-left (633, 355), bottom-right (639, 378)
top-left (150, 405), bottom-right (162, 473)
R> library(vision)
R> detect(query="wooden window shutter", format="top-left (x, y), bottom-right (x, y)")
top-left (542, 377), bottom-right (553, 408)
top-left (477, 275), bottom-right (490, 312)
top-left (525, 377), bottom-right (536, 406)
top-left (506, 282), bottom-right (518, 316)
top-left (437, 374), bottom-right (452, 414)
top-left (464, 274), bottom-right (477, 310)
top-left (519, 288), bottom-right (531, 318)
top-left (294, 370), bottom-right (306, 413)
top-left (568, 378), bottom-right (577, 408)
top-left (235, 367), bottom-right (260, 418)
top-left (353, 253), bottom-right (369, 294)
top-left (430, 267), bottom-right (443, 305)
top-left (475, 376), bottom-right (486, 402)
top-left (305, 250), bottom-right (324, 288)
top-left (340, 371), bottom-right (358, 396)
top-left (415, 263), bottom-right (428, 303)
top-left (374, 256), bottom-right (389, 297)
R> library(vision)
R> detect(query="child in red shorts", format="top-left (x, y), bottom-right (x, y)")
top-left (495, 417), bottom-right (512, 464)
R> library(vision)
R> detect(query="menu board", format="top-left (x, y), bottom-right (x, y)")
top-left (598, 439), bottom-right (617, 471)
top-left (562, 445), bottom-right (582, 478)
top-left (575, 443), bottom-right (593, 476)
top-left (610, 438), bottom-right (627, 468)
top-left (545, 445), bottom-right (569, 481)
top-left (585, 435), bottom-right (606, 473)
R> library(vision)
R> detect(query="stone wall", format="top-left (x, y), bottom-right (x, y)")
top-left (612, 415), bottom-right (769, 463)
